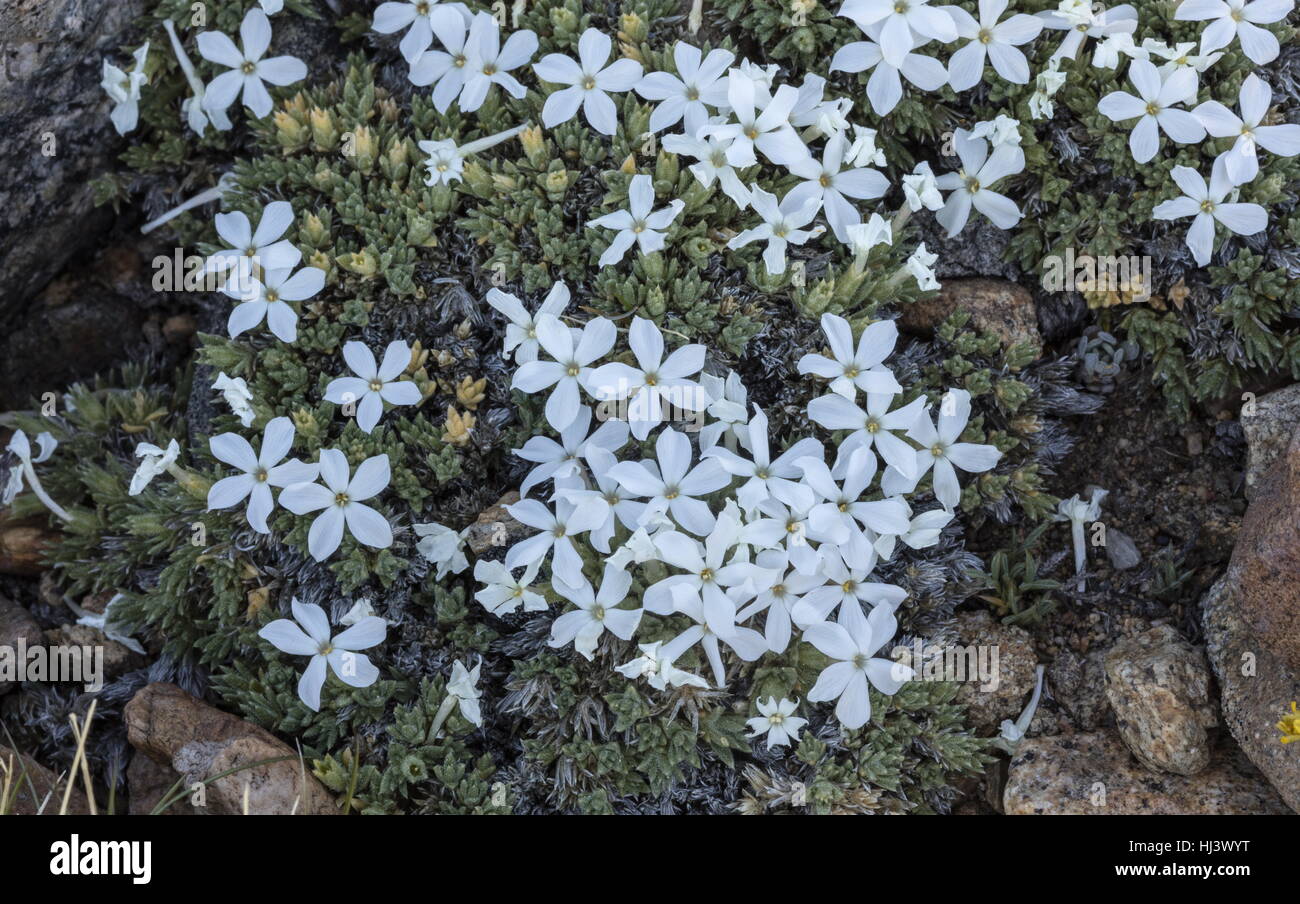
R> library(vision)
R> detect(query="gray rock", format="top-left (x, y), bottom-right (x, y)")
top-left (1103, 624), bottom-right (1217, 775)
top-left (953, 610), bottom-right (1039, 734)
top-left (0, 0), bottom-right (146, 318)
top-left (0, 595), bottom-right (44, 695)
top-left (1242, 383), bottom-right (1300, 500)
top-left (1047, 647), bottom-right (1109, 732)
top-left (1004, 730), bottom-right (1289, 815)
top-left (1201, 572), bottom-right (1300, 812)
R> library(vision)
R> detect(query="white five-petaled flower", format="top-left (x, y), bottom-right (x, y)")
top-left (372, 0), bottom-right (445, 62)
top-left (101, 42), bottom-right (150, 136)
top-left (946, 0), bottom-right (1043, 90)
top-left (486, 280), bottom-right (570, 364)
top-left (279, 450), bottom-right (394, 560)
top-left (223, 265), bottom-right (326, 344)
top-left (635, 42), bottom-right (734, 135)
top-left (661, 129), bottom-right (753, 208)
top-left (474, 559), bottom-right (546, 615)
top-left (829, 23), bottom-right (948, 116)
top-left (1097, 60), bottom-right (1204, 164)
top-left (1152, 156), bottom-right (1268, 266)
top-left (786, 131), bottom-right (889, 242)
top-left (206, 417), bottom-right (318, 533)
top-left (890, 388), bottom-right (1003, 510)
top-left (510, 314), bottom-right (616, 431)
top-left (534, 27), bottom-right (644, 135)
top-left (1174, 0), bottom-right (1294, 66)
top-left (553, 445), bottom-right (647, 554)
top-left (206, 200), bottom-right (301, 279)
top-left (1194, 73), bottom-right (1300, 184)
top-left (324, 340), bottom-right (422, 434)
top-left (455, 13), bottom-right (537, 111)
top-left (413, 521), bottom-right (470, 579)
top-left (805, 603), bottom-right (912, 730)
top-left (727, 185), bottom-right (825, 275)
top-left (746, 697), bottom-right (808, 750)
top-left (549, 563), bottom-right (643, 659)
top-left (589, 174), bottom-right (685, 267)
top-left (130, 439), bottom-right (180, 496)
top-left (1140, 38), bottom-right (1222, 75)
top-left (587, 316), bottom-right (708, 440)
top-left (212, 372), bottom-right (256, 427)
top-left (504, 497), bottom-right (607, 586)
top-left (935, 128), bottom-right (1025, 236)
top-left (702, 75), bottom-right (810, 168)
top-left (608, 428), bottom-right (732, 536)
top-left (798, 448), bottom-right (912, 562)
top-left (514, 404), bottom-right (629, 496)
top-left (259, 598), bottom-right (386, 712)
top-left (839, 0), bottom-right (958, 68)
top-left (198, 8), bottom-right (306, 120)
top-left (797, 313), bottom-right (903, 400)
top-left (418, 124), bottom-right (525, 186)
top-left (407, 4), bottom-right (476, 111)
top-left (3, 431), bottom-right (69, 521)
top-left (808, 389), bottom-right (927, 479)
top-left (704, 406), bottom-right (824, 514)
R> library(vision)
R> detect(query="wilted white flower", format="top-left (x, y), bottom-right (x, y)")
top-left (212, 372), bottom-right (256, 427)
top-left (969, 114), bottom-right (1023, 148)
top-left (3, 431), bottom-right (70, 522)
top-left (418, 124), bottom-right (526, 186)
top-left (1028, 57), bottom-right (1067, 119)
top-left (130, 439), bottom-right (180, 496)
top-left (258, 598), bottom-right (386, 712)
top-left (615, 641), bottom-right (708, 690)
top-left (906, 242), bottom-right (941, 290)
top-left (902, 162), bottom-right (945, 212)
top-left (1055, 487), bottom-right (1108, 591)
top-left (1038, 1), bottom-right (1137, 62)
top-left (414, 521), bottom-right (471, 579)
top-left (101, 42), bottom-right (150, 135)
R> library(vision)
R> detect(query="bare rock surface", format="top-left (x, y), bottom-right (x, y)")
top-left (1103, 624), bottom-right (1217, 775)
top-left (897, 277), bottom-right (1042, 356)
top-left (124, 682), bottom-right (338, 815)
top-left (0, 595), bottom-right (44, 696)
top-left (1242, 383), bottom-right (1300, 499)
top-left (953, 610), bottom-right (1039, 734)
top-left (126, 751), bottom-right (200, 815)
top-left (1047, 648), bottom-right (1109, 732)
top-left (1004, 731), bottom-right (1288, 815)
top-left (0, 0), bottom-right (146, 317)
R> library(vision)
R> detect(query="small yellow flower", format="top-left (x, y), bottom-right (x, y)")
top-left (1278, 702), bottom-right (1300, 744)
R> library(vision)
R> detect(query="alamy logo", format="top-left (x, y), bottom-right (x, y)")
top-left (49, 835), bottom-right (152, 885)
top-left (0, 639), bottom-right (103, 691)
